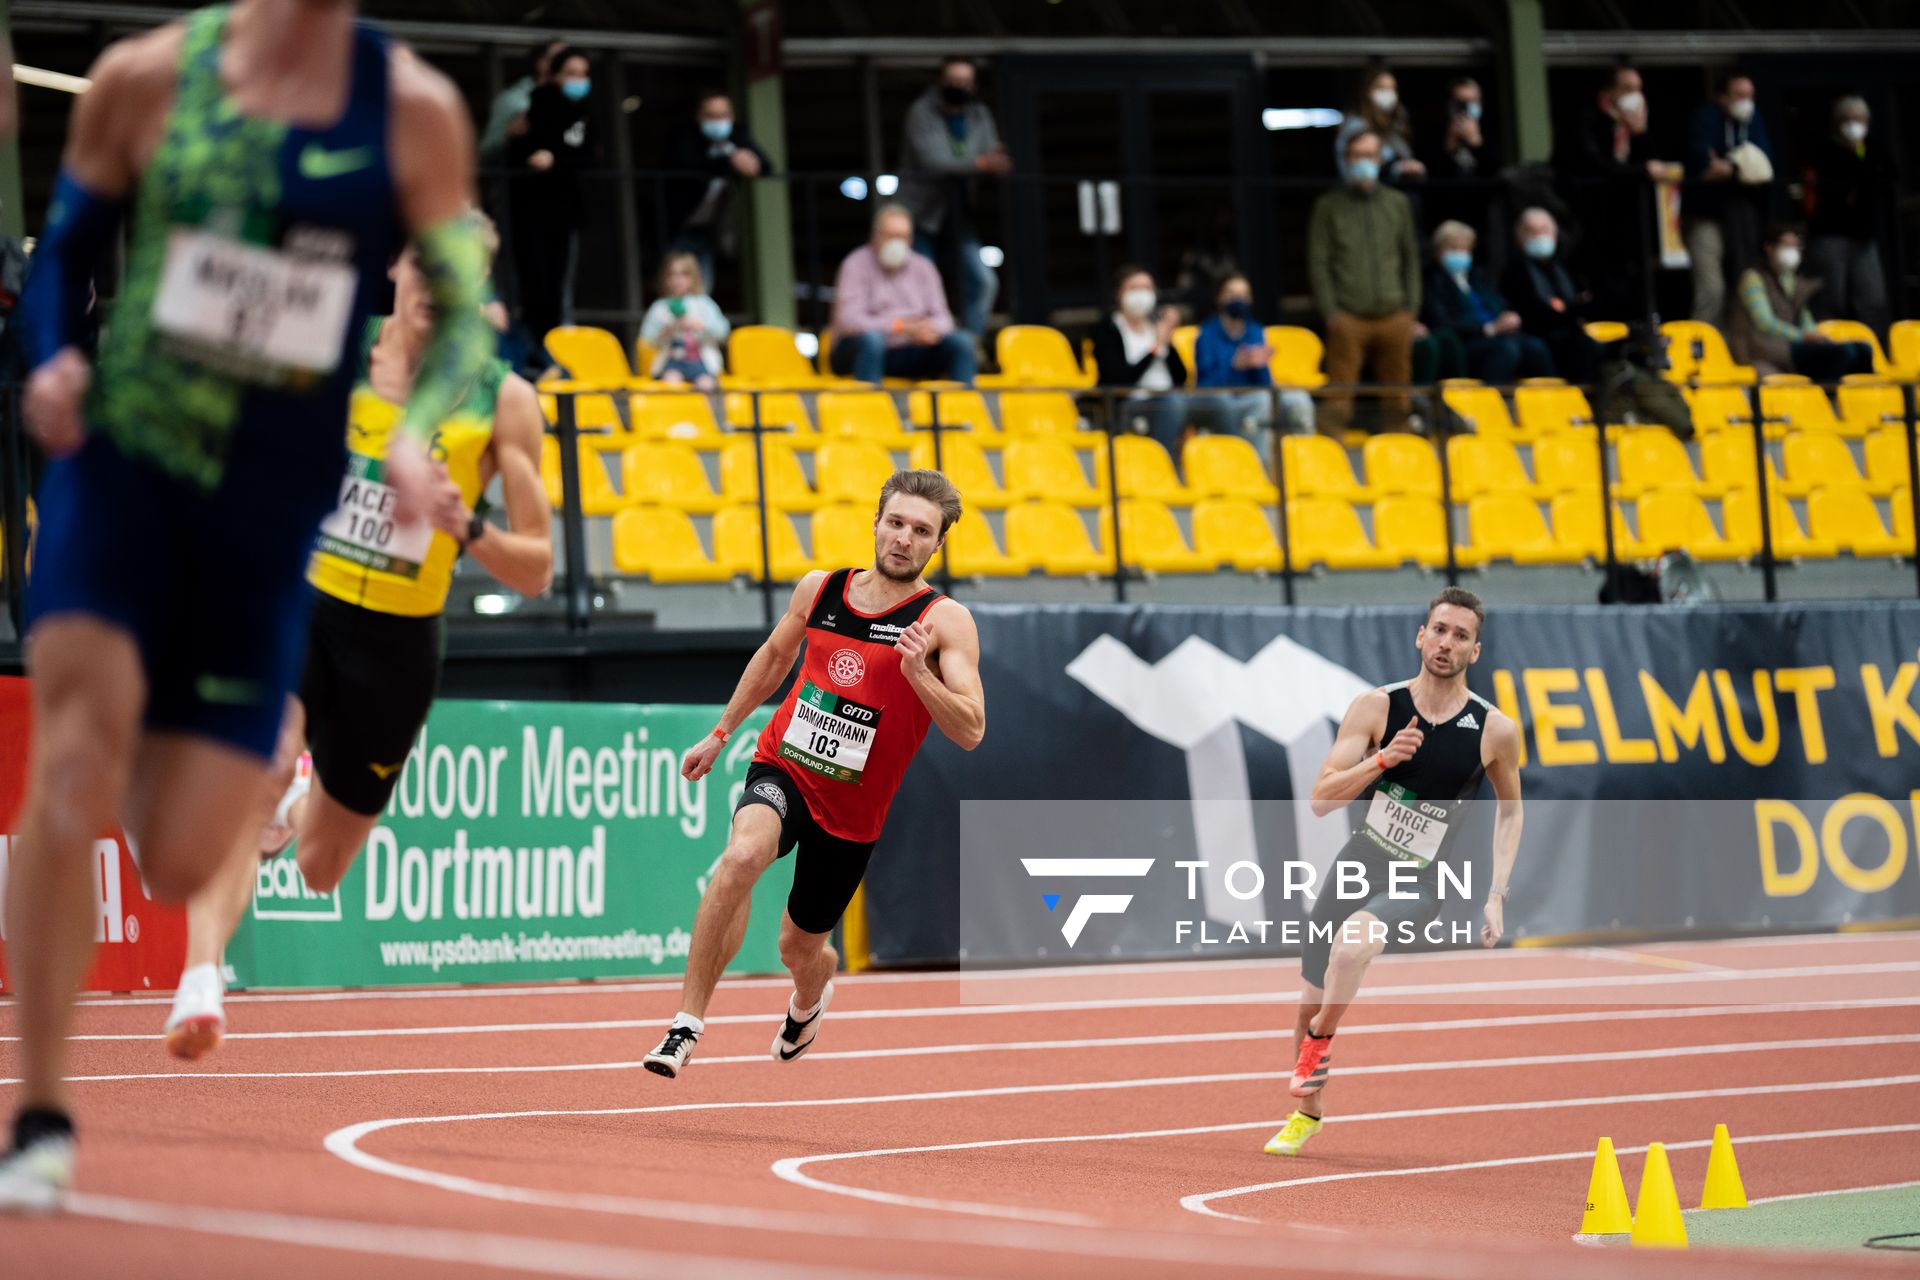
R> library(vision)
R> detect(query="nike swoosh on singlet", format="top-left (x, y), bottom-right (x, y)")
top-left (368, 760), bottom-right (404, 779)
top-left (299, 144), bottom-right (375, 180)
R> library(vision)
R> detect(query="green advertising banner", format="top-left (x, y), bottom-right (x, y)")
top-left (227, 700), bottom-right (788, 988)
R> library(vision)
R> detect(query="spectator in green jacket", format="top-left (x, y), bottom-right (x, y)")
top-left (1308, 129), bottom-right (1423, 433)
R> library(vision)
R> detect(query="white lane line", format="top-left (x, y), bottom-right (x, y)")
top-left (63, 1191), bottom-right (948, 1280)
top-left (1723, 1176), bottom-right (1920, 1209)
top-left (316, 1071), bottom-right (1920, 1254)
top-left (1183, 1122), bottom-right (1920, 1223)
top-left (28, 992), bottom-right (1920, 1047)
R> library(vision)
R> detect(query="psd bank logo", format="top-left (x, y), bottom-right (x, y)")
top-left (1021, 857), bottom-right (1154, 946)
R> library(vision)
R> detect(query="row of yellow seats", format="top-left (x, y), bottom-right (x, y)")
top-left (1444, 374), bottom-right (1906, 444)
top-left (1614, 425), bottom-right (1911, 500)
top-left (1662, 318), bottom-right (1920, 386)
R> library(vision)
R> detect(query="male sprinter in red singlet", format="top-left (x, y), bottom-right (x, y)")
top-left (1264, 588), bottom-right (1523, 1157)
top-left (643, 471), bottom-right (985, 1077)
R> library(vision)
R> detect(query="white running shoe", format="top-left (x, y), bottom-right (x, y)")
top-left (258, 752), bottom-right (314, 858)
top-left (642, 1025), bottom-right (700, 1079)
top-left (0, 1113), bottom-right (75, 1215)
top-left (771, 981), bottom-right (833, 1063)
top-left (163, 963), bottom-right (226, 1061)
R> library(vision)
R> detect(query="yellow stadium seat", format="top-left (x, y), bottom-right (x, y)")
top-left (1184, 434), bottom-right (1277, 503)
top-left (1281, 434), bottom-right (1368, 501)
top-left (622, 442), bottom-right (724, 513)
top-left (611, 508), bottom-right (730, 582)
top-left (1614, 428), bottom-right (1702, 498)
top-left (929, 514), bottom-right (1030, 578)
top-left (1170, 325), bottom-right (1198, 375)
top-left (630, 391), bottom-right (723, 443)
top-left (1815, 320), bottom-right (1891, 374)
top-left (1469, 493), bottom-right (1576, 565)
top-left (724, 391), bottom-right (814, 438)
top-left (1890, 322), bottom-right (1920, 380)
top-left (998, 391), bottom-right (1086, 437)
top-left (1584, 320), bottom-right (1629, 344)
top-left (1808, 487), bottom-right (1904, 558)
top-left (1447, 434), bottom-right (1540, 500)
top-left (632, 337), bottom-right (657, 380)
top-left (545, 325), bottom-right (643, 387)
top-left (816, 392), bottom-right (909, 446)
top-left (1005, 501), bottom-right (1111, 576)
top-left (1375, 495), bottom-right (1474, 568)
top-left (539, 435), bottom-right (563, 508)
top-left (1192, 498), bottom-right (1284, 573)
top-left (1515, 381), bottom-right (1597, 437)
top-left (1441, 380), bottom-right (1523, 439)
top-left (535, 370), bottom-right (625, 432)
top-left (719, 438), bottom-right (818, 510)
top-left (909, 389), bottom-right (999, 440)
top-left (574, 437), bottom-right (636, 516)
top-left (1686, 384), bottom-right (1756, 437)
top-left (1098, 499), bottom-right (1215, 575)
top-left (1661, 320), bottom-right (1757, 386)
top-left (1531, 432), bottom-right (1602, 495)
top-left (1838, 377), bottom-right (1905, 437)
top-left (1892, 487), bottom-right (1915, 552)
top-left (1698, 429), bottom-right (1780, 496)
top-left (811, 503), bottom-right (878, 571)
top-left (1266, 326), bottom-right (1328, 388)
top-left (1761, 375), bottom-right (1849, 438)
top-left (1637, 488), bottom-right (1743, 561)
top-left (1286, 497), bottom-right (1397, 571)
top-left (714, 505), bottom-right (812, 580)
top-left (1551, 490), bottom-right (1646, 561)
top-left (1362, 433), bottom-right (1442, 498)
top-left (1780, 431), bottom-right (1867, 497)
top-left (1722, 487), bottom-right (1835, 560)
top-left (908, 436), bottom-right (1011, 509)
top-left (993, 325), bottom-right (1095, 388)
top-left (815, 439), bottom-right (899, 507)
top-left (1102, 435), bottom-right (1196, 504)
top-left (1864, 426), bottom-right (1912, 498)
top-left (728, 326), bottom-right (822, 385)
top-left (1004, 438), bottom-right (1105, 507)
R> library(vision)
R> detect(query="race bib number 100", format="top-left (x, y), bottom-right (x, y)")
top-left (778, 681), bottom-right (882, 784)
top-left (151, 228), bottom-right (356, 381)
top-left (315, 453), bottom-right (434, 578)
top-left (1362, 781), bottom-right (1447, 867)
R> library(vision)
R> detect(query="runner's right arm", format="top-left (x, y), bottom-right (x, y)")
top-left (449, 372), bottom-right (553, 596)
top-left (681, 571), bottom-right (828, 782)
top-left (1309, 689), bottom-right (1418, 817)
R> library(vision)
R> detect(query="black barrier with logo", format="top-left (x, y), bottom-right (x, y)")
top-left (868, 600), bottom-right (1920, 966)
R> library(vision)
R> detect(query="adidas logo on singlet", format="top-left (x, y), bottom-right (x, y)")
top-left (1457, 712), bottom-right (1479, 729)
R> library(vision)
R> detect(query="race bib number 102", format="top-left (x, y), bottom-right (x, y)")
top-left (1362, 781), bottom-right (1447, 867)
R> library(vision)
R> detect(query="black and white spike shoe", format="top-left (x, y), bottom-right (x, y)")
top-left (771, 981), bottom-right (833, 1063)
top-left (642, 1025), bottom-right (700, 1079)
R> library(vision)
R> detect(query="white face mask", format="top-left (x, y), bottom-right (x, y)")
top-left (1774, 246), bottom-right (1802, 274)
top-left (1615, 91), bottom-right (1645, 117)
top-left (1370, 87), bottom-right (1399, 113)
top-left (1120, 288), bottom-right (1156, 319)
top-left (1841, 120), bottom-right (1868, 144)
top-left (876, 237), bottom-right (911, 270)
top-left (1727, 98), bottom-right (1755, 123)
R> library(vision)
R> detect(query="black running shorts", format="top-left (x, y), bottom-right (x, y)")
top-left (735, 760), bottom-right (878, 935)
top-left (299, 593), bottom-right (444, 816)
top-left (1298, 840), bottom-right (1445, 989)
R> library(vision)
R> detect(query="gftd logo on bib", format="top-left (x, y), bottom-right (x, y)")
top-left (1021, 858), bottom-right (1155, 946)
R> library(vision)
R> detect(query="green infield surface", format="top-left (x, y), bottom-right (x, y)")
top-left (1686, 1182), bottom-right (1920, 1252)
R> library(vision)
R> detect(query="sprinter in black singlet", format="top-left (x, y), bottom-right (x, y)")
top-left (1264, 587), bottom-right (1524, 1158)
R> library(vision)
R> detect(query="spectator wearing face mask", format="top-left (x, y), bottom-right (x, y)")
top-left (1092, 266), bottom-right (1192, 457)
top-left (1309, 130), bottom-right (1422, 433)
top-left (1440, 78), bottom-right (1486, 176)
top-left (1684, 73), bottom-right (1772, 327)
top-left (1501, 207), bottom-right (1605, 384)
top-left (1334, 68), bottom-right (1425, 185)
top-left (1422, 222), bottom-right (1552, 386)
top-left (510, 46), bottom-right (597, 352)
top-left (1192, 275), bottom-right (1315, 458)
top-left (1806, 96), bottom-right (1892, 335)
top-left (1729, 226), bottom-right (1875, 382)
top-left (1567, 65), bottom-right (1681, 321)
top-left (898, 57), bottom-right (1009, 337)
top-left (828, 203), bottom-right (976, 385)
top-left (663, 90), bottom-right (774, 299)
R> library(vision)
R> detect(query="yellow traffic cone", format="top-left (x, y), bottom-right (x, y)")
top-left (1630, 1142), bottom-right (1689, 1248)
top-left (1580, 1137), bottom-right (1633, 1235)
top-left (1700, 1123), bottom-right (1749, 1209)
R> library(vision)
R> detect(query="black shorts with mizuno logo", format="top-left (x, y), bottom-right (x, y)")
top-left (299, 593), bottom-right (444, 816)
top-left (735, 760), bottom-right (878, 935)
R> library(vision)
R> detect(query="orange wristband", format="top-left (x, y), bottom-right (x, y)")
top-left (711, 726), bottom-right (730, 744)
top-left (1375, 751), bottom-right (1388, 772)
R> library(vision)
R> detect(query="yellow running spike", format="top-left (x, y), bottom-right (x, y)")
top-left (1630, 1142), bottom-right (1689, 1248)
top-left (1700, 1123), bottom-right (1749, 1209)
top-left (1580, 1136), bottom-right (1632, 1235)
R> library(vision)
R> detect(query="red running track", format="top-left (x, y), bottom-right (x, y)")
top-left (4, 931), bottom-right (1919, 1279)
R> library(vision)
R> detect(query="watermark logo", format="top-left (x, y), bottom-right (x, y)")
top-left (827, 648), bottom-right (866, 688)
top-left (1020, 857), bottom-right (1154, 946)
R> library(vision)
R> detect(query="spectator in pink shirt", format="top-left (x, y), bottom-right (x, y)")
top-left (828, 203), bottom-right (977, 384)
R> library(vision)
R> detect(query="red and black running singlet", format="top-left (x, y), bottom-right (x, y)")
top-left (754, 568), bottom-right (945, 842)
